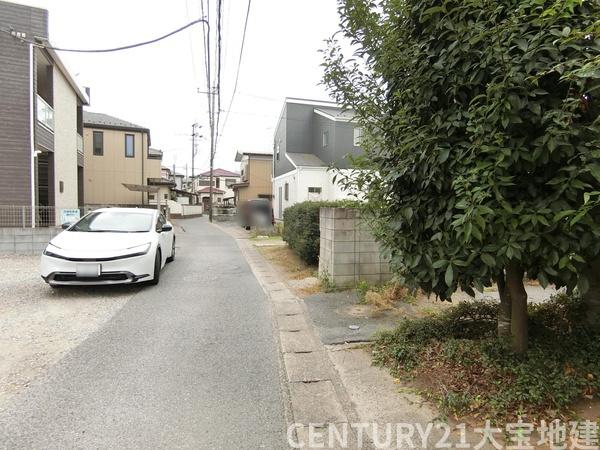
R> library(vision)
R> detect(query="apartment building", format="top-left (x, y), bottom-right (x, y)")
top-left (0, 0), bottom-right (89, 226)
top-left (82, 112), bottom-right (162, 206)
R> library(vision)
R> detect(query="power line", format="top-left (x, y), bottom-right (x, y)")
top-left (0, 19), bottom-right (209, 53)
top-left (184, 0), bottom-right (201, 87)
top-left (215, 0), bottom-right (223, 141)
top-left (219, 0), bottom-right (252, 139)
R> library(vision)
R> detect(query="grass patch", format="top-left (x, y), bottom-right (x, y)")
top-left (250, 235), bottom-right (283, 241)
top-left (257, 245), bottom-right (315, 280)
top-left (372, 294), bottom-right (600, 422)
top-left (357, 281), bottom-right (417, 310)
top-left (250, 228), bottom-right (281, 239)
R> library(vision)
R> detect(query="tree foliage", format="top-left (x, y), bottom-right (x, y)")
top-left (323, 0), bottom-right (600, 303)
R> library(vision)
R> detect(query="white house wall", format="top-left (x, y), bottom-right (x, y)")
top-left (273, 167), bottom-right (357, 221)
top-left (52, 65), bottom-right (78, 217)
top-left (273, 169), bottom-right (298, 220)
top-left (327, 168), bottom-right (361, 201)
top-left (296, 167), bottom-right (330, 202)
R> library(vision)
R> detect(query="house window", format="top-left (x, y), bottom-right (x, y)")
top-left (125, 134), bottom-right (135, 158)
top-left (308, 187), bottom-right (322, 194)
top-left (225, 178), bottom-right (236, 187)
top-left (93, 131), bottom-right (103, 156)
top-left (216, 178), bottom-right (220, 188)
top-left (164, 194), bottom-right (168, 200)
top-left (322, 130), bottom-right (329, 148)
top-left (353, 127), bottom-right (363, 146)
top-left (275, 140), bottom-right (280, 161)
top-left (149, 194), bottom-right (155, 200)
top-left (284, 182), bottom-right (289, 201)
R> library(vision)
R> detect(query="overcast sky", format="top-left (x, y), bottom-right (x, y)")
top-left (8, 0), bottom-right (341, 175)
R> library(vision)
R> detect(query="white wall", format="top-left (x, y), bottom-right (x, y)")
top-left (52, 66), bottom-right (79, 217)
top-left (273, 170), bottom-right (297, 220)
top-left (328, 169), bottom-right (361, 201)
top-left (273, 167), bottom-right (359, 221)
top-left (167, 199), bottom-right (183, 214)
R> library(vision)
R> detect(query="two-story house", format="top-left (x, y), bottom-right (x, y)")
top-left (232, 150), bottom-right (273, 205)
top-left (82, 112), bottom-right (163, 206)
top-left (0, 0), bottom-right (89, 226)
top-left (272, 98), bottom-right (363, 220)
top-left (193, 168), bottom-right (241, 208)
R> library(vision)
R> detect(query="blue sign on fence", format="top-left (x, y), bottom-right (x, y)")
top-left (60, 209), bottom-right (80, 225)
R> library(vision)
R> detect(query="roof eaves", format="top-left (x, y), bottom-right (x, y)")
top-left (39, 42), bottom-right (89, 105)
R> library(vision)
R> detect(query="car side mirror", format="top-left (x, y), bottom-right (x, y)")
top-left (161, 224), bottom-right (173, 232)
top-left (61, 222), bottom-right (73, 230)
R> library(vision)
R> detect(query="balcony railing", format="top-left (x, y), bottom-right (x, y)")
top-left (36, 94), bottom-right (54, 131)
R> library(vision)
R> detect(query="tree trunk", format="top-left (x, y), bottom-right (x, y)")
top-left (506, 261), bottom-right (528, 354)
top-left (497, 271), bottom-right (512, 338)
top-left (583, 257), bottom-right (600, 326)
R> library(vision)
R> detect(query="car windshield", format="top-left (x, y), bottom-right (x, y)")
top-left (70, 211), bottom-right (154, 233)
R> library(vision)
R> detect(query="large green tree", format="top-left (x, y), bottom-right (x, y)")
top-left (323, 0), bottom-right (600, 352)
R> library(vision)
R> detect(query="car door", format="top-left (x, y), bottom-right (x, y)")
top-left (155, 213), bottom-right (169, 266)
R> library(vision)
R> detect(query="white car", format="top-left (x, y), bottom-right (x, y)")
top-left (41, 208), bottom-right (175, 286)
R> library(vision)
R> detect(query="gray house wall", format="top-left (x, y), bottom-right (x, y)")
top-left (273, 103), bottom-right (295, 178)
top-left (312, 113), bottom-right (362, 169)
top-left (272, 100), bottom-right (364, 178)
top-left (0, 1), bottom-right (49, 206)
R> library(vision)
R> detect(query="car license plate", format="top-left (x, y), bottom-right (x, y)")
top-left (76, 264), bottom-right (101, 278)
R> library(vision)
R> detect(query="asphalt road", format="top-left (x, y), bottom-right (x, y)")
top-left (0, 218), bottom-right (288, 449)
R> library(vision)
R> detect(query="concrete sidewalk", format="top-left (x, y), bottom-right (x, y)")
top-left (218, 224), bottom-right (365, 448)
top-left (219, 224), bottom-right (481, 449)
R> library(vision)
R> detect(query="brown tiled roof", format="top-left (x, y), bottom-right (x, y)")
top-left (197, 187), bottom-right (225, 194)
top-left (198, 168), bottom-right (240, 177)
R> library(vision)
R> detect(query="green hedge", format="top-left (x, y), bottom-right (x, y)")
top-left (282, 200), bottom-right (358, 265)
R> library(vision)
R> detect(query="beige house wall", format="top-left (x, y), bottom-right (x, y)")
top-left (52, 66), bottom-right (79, 213)
top-left (83, 127), bottom-right (161, 205)
top-left (148, 185), bottom-right (171, 206)
top-left (236, 158), bottom-right (273, 203)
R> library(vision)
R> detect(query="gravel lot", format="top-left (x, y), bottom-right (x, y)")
top-left (0, 254), bottom-right (138, 406)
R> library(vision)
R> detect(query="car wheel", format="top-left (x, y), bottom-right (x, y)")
top-left (149, 248), bottom-right (161, 285)
top-left (166, 238), bottom-right (175, 263)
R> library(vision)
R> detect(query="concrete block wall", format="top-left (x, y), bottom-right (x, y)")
top-left (318, 207), bottom-right (392, 287)
top-left (0, 227), bottom-right (61, 255)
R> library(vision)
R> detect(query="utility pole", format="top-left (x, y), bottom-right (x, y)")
top-left (209, 128), bottom-right (215, 223)
top-left (191, 123), bottom-right (199, 192)
top-left (206, 89), bottom-right (217, 223)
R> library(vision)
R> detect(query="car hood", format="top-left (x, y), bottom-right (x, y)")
top-left (48, 231), bottom-right (154, 259)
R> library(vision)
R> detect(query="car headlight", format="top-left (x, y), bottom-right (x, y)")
top-left (43, 242), bottom-right (62, 257)
top-left (123, 243), bottom-right (151, 257)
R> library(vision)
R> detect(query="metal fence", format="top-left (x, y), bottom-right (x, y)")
top-left (0, 204), bottom-right (171, 228)
top-left (0, 205), bottom-right (58, 228)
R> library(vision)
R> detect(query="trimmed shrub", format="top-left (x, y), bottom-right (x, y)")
top-left (282, 200), bottom-right (357, 265)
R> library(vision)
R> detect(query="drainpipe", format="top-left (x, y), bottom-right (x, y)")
top-left (29, 43), bottom-right (36, 228)
top-left (141, 132), bottom-right (145, 205)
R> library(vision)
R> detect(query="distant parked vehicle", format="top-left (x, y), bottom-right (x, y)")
top-left (238, 199), bottom-right (274, 230)
top-left (40, 208), bottom-right (175, 286)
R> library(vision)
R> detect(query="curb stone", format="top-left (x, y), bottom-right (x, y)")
top-left (216, 224), bottom-right (372, 450)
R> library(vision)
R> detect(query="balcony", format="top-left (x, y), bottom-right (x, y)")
top-left (36, 94), bottom-right (54, 131)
